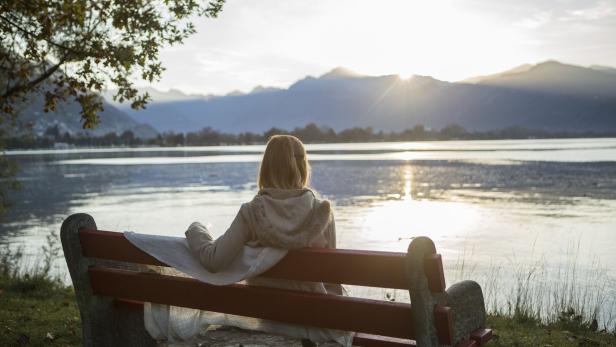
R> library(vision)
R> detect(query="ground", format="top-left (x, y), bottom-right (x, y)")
top-left (0, 277), bottom-right (81, 346)
top-left (487, 315), bottom-right (614, 347)
top-left (1, 277), bottom-right (615, 346)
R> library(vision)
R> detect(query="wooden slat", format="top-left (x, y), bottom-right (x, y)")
top-left (423, 254), bottom-right (446, 292)
top-left (261, 247), bottom-right (409, 289)
top-left (79, 228), bottom-right (410, 289)
top-left (470, 328), bottom-right (493, 346)
top-left (80, 229), bottom-right (166, 266)
top-left (434, 306), bottom-right (454, 345)
top-left (113, 299), bottom-right (144, 310)
top-left (89, 267), bottom-right (415, 339)
top-left (114, 300), bottom-right (417, 347)
top-left (353, 333), bottom-right (416, 347)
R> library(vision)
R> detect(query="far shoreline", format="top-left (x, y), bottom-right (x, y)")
top-left (5, 122), bottom-right (616, 152)
top-left (5, 136), bottom-right (616, 155)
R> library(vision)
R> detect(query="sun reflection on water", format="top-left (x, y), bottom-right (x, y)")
top-left (353, 165), bottom-right (481, 251)
top-left (403, 167), bottom-right (412, 198)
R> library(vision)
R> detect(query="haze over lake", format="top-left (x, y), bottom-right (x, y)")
top-left (2, 138), bottom-right (616, 321)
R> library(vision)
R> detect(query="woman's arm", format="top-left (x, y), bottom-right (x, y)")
top-left (185, 212), bottom-right (251, 273)
top-left (325, 212), bottom-right (337, 248)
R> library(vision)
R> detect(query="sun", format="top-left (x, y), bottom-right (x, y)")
top-left (336, 0), bottom-right (525, 82)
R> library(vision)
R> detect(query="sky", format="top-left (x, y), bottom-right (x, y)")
top-left (147, 0), bottom-right (616, 95)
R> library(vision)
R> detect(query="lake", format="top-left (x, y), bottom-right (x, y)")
top-left (2, 138), bottom-right (616, 324)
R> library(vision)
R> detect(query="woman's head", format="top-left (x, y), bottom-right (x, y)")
top-left (258, 135), bottom-right (310, 189)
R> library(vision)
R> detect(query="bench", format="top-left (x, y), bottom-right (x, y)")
top-left (61, 213), bottom-right (492, 347)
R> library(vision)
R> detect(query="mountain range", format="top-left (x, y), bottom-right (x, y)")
top-left (14, 94), bottom-right (158, 139)
top-left (107, 61), bottom-right (616, 134)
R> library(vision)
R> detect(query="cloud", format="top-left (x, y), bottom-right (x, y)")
top-left (565, 1), bottom-right (616, 20)
top-left (515, 11), bottom-right (553, 28)
top-left (144, 0), bottom-right (616, 95)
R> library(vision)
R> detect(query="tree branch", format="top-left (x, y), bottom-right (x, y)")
top-left (1, 53), bottom-right (69, 99)
top-left (0, 13), bottom-right (82, 56)
top-left (0, 10), bottom-right (105, 100)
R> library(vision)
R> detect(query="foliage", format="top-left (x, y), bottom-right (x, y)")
top-left (0, 0), bottom-right (225, 129)
top-left (0, 140), bottom-right (20, 218)
top-left (41, 230), bottom-right (62, 276)
top-left (0, 235), bottom-right (80, 346)
top-left (0, 230), bottom-right (63, 294)
top-left (0, 242), bottom-right (23, 280)
top-left (446, 242), bottom-right (616, 337)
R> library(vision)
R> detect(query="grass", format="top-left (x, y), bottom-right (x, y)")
top-left (1, 233), bottom-right (615, 346)
top-left (487, 315), bottom-right (616, 346)
top-left (448, 239), bottom-right (616, 335)
top-left (0, 276), bottom-right (81, 346)
top-left (0, 231), bottom-right (81, 346)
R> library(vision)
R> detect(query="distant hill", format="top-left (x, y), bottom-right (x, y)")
top-left (114, 61), bottom-right (616, 133)
top-left (461, 64), bottom-right (534, 84)
top-left (590, 65), bottom-right (616, 74)
top-left (468, 60), bottom-right (616, 98)
top-left (103, 86), bottom-right (209, 103)
top-left (15, 93), bottom-right (158, 139)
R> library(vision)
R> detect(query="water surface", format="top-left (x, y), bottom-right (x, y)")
top-left (3, 138), bottom-right (616, 321)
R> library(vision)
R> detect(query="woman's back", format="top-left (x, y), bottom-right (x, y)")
top-left (185, 135), bottom-right (337, 273)
top-left (185, 187), bottom-right (336, 273)
top-left (242, 188), bottom-right (334, 249)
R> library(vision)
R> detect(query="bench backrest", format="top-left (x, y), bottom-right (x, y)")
top-left (61, 213), bottom-right (491, 347)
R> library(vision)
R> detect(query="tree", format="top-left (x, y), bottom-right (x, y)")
top-left (263, 127), bottom-right (287, 141)
top-left (44, 124), bottom-right (61, 139)
top-left (292, 123), bottom-right (323, 143)
top-left (0, 0), bottom-right (225, 128)
top-left (440, 123), bottom-right (468, 139)
top-left (338, 126), bottom-right (374, 142)
top-left (0, 140), bottom-right (19, 216)
top-left (0, 1), bottom-right (225, 218)
top-left (120, 130), bottom-right (135, 146)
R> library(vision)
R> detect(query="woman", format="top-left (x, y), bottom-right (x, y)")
top-left (185, 134), bottom-right (338, 281)
top-left (133, 135), bottom-right (349, 345)
top-left (182, 134), bottom-right (346, 345)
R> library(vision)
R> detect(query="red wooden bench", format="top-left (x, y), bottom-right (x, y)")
top-left (61, 213), bottom-right (491, 347)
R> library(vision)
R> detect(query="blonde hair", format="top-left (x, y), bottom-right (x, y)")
top-left (258, 135), bottom-right (310, 189)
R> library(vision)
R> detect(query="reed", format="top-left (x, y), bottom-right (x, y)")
top-left (0, 230), bottom-right (62, 294)
top-left (446, 241), bottom-right (616, 333)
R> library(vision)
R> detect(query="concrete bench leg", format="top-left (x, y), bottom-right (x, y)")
top-left (407, 236), bottom-right (448, 346)
top-left (61, 213), bottom-right (156, 347)
top-left (406, 237), bottom-right (488, 347)
top-left (446, 280), bottom-right (487, 345)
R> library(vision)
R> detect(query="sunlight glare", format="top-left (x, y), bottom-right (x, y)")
top-left (358, 166), bottom-right (480, 248)
top-left (361, 198), bottom-right (480, 247)
top-left (403, 167), bottom-right (412, 198)
top-left (321, 0), bottom-right (528, 81)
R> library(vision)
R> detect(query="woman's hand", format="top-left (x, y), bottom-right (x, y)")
top-left (185, 222), bottom-right (214, 253)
